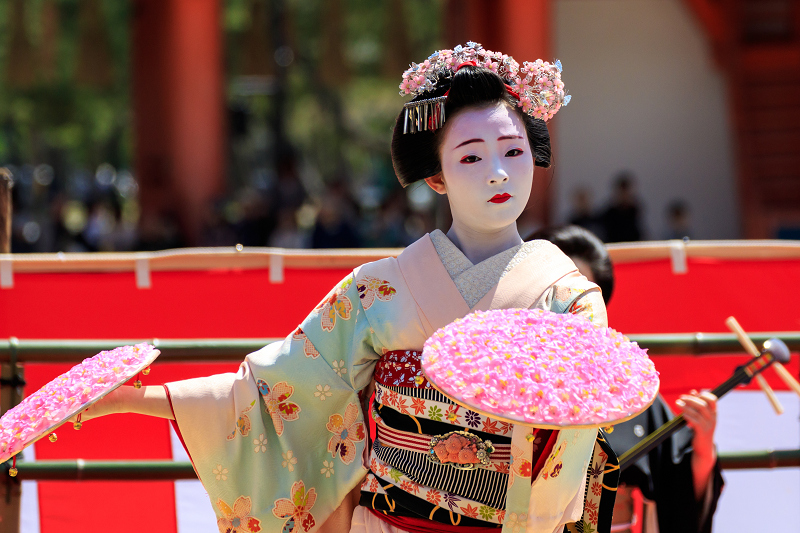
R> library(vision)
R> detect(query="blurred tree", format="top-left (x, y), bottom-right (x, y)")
top-left (5, 0), bottom-right (37, 88)
top-left (0, 0), bottom-right (131, 170)
top-left (75, 0), bottom-right (114, 88)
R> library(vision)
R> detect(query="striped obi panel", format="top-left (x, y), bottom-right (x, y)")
top-left (360, 349), bottom-right (555, 528)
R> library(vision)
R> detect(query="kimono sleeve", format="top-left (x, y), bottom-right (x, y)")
top-left (544, 271), bottom-right (608, 328)
top-left (165, 271), bottom-right (383, 533)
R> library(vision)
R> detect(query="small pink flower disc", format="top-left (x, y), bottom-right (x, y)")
top-left (0, 344), bottom-right (159, 463)
top-left (421, 309), bottom-right (659, 428)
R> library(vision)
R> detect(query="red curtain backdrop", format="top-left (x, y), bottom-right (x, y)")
top-left (2, 255), bottom-right (798, 532)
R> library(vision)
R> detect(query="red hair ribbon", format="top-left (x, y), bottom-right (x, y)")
top-left (454, 60), bottom-right (477, 71)
top-left (439, 68), bottom-right (520, 113)
top-left (504, 84), bottom-right (520, 100)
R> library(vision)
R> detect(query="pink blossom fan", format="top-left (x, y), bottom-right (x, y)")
top-left (421, 309), bottom-right (658, 428)
top-left (0, 344), bottom-right (159, 464)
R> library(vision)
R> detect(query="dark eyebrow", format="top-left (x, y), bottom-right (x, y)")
top-left (498, 135), bottom-right (524, 141)
top-left (453, 138), bottom-right (484, 149)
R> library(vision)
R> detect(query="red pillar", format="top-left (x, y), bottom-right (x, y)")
top-left (446, 0), bottom-right (554, 231)
top-left (133, 0), bottom-right (225, 246)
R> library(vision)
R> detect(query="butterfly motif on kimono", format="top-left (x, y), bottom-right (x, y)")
top-left (273, 480), bottom-right (317, 533)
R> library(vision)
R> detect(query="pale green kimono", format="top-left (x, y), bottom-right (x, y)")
top-left (166, 231), bottom-right (607, 533)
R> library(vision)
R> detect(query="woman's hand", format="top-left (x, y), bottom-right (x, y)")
top-left (69, 385), bottom-right (174, 423)
top-left (70, 386), bottom-right (126, 423)
top-left (675, 390), bottom-right (717, 500)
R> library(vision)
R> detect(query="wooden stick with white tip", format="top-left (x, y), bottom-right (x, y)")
top-left (725, 317), bottom-right (800, 398)
top-left (725, 316), bottom-right (783, 415)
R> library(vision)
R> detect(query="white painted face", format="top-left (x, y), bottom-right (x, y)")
top-left (429, 103), bottom-right (534, 234)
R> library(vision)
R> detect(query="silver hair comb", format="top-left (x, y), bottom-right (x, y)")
top-left (403, 96), bottom-right (447, 134)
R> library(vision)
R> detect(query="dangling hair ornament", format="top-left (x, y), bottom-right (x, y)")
top-left (400, 41), bottom-right (571, 134)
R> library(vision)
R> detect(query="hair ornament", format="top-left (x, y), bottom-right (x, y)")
top-left (403, 95), bottom-right (446, 134)
top-left (400, 41), bottom-right (570, 132)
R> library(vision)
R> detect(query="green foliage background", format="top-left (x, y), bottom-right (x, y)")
top-left (0, 0), bottom-right (444, 195)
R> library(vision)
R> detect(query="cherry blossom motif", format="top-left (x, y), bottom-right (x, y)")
top-left (272, 481), bottom-right (317, 533)
top-left (253, 434), bottom-right (267, 453)
top-left (331, 360), bottom-right (347, 378)
top-left (320, 460), bottom-right (335, 478)
top-left (542, 442), bottom-right (567, 480)
top-left (506, 512), bottom-right (528, 533)
top-left (213, 464), bottom-right (228, 481)
top-left (314, 384), bottom-right (332, 401)
top-left (292, 328), bottom-right (319, 359)
top-left (355, 276), bottom-right (397, 310)
top-left (216, 495), bottom-right (262, 533)
top-left (227, 400), bottom-right (257, 441)
top-left (282, 450), bottom-right (298, 472)
top-left (316, 278), bottom-right (353, 332)
top-left (326, 403), bottom-right (366, 465)
top-left (256, 379), bottom-right (301, 437)
top-left (509, 444), bottom-right (532, 488)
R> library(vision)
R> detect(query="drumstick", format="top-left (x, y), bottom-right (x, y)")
top-left (772, 362), bottom-right (800, 398)
top-left (726, 316), bottom-right (783, 414)
top-left (619, 336), bottom-right (790, 471)
top-left (725, 316), bottom-right (800, 398)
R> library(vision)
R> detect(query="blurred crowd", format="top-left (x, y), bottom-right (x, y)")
top-left (566, 171), bottom-right (693, 243)
top-left (7, 162), bottom-right (698, 253)
top-left (6, 161), bottom-right (442, 253)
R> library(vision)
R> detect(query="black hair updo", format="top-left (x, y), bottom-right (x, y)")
top-left (391, 65), bottom-right (552, 187)
top-left (529, 225), bottom-right (615, 305)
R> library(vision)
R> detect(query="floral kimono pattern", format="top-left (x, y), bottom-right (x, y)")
top-left (166, 232), bottom-right (615, 533)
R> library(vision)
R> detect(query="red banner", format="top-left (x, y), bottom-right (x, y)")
top-left (2, 253), bottom-right (799, 532)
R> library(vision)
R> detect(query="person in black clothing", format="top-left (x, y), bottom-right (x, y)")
top-left (530, 225), bottom-right (724, 533)
top-left (601, 172), bottom-right (643, 242)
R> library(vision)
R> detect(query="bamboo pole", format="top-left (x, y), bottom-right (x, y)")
top-left (1, 333), bottom-right (799, 363)
top-left (5, 448), bottom-right (800, 481)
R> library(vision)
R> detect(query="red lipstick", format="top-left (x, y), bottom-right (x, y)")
top-left (489, 193), bottom-right (511, 204)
